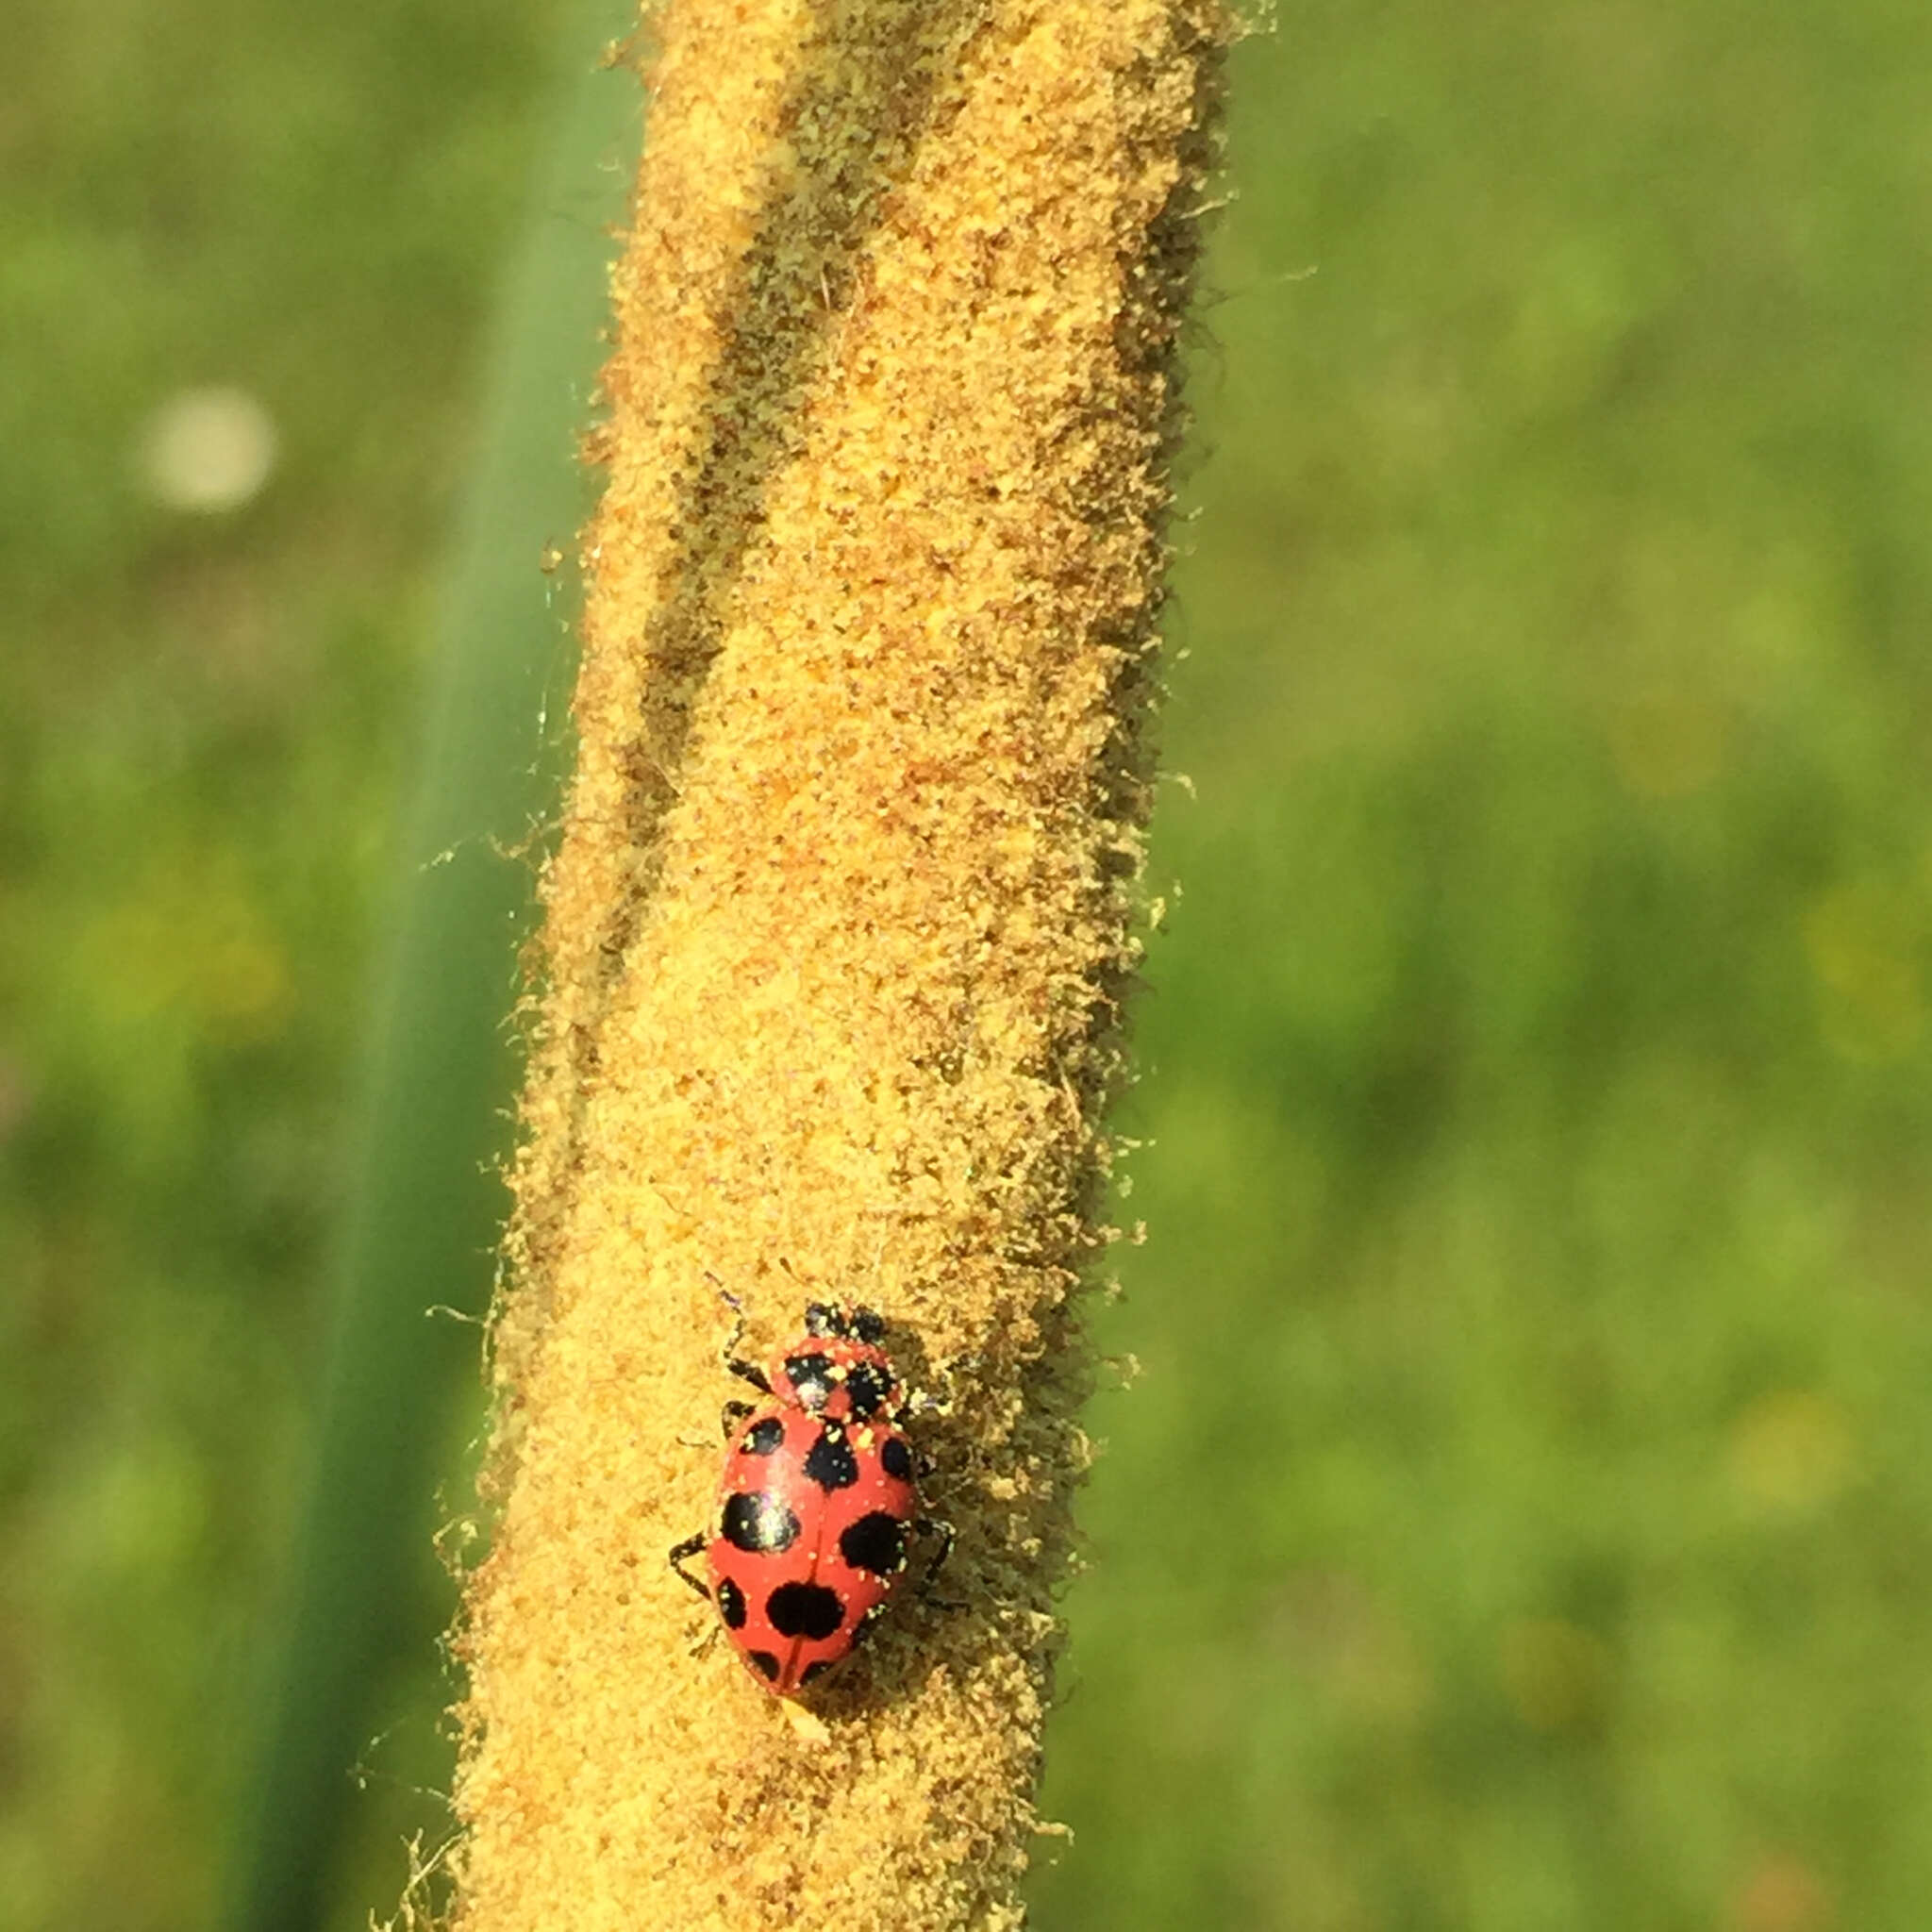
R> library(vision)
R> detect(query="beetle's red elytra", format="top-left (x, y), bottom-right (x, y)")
top-left (671, 1301), bottom-right (950, 1694)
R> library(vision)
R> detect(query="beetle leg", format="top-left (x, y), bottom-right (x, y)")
top-left (913, 1516), bottom-right (959, 1607)
top-left (728, 1355), bottom-right (773, 1394)
top-left (720, 1397), bottom-right (755, 1440)
top-left (717, 1301), bottom-right (773, 1395)
top-left (668, 1532), bottom-right (711, 1599)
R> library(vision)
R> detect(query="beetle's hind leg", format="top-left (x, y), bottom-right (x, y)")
top-left (913, 1516), bottom-right (960, 1608)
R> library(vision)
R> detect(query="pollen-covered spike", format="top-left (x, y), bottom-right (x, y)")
top-left (449, 0), bottom-right (1228, 1920)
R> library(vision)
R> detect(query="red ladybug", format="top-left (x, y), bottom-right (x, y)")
top-left (671, 1301), bottom-right (950, 1693)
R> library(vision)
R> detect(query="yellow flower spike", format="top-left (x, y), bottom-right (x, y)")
top-left (445, 1), bottom-right (1228, 1928)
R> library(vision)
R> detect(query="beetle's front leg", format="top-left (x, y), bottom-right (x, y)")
top-left (717, 1293), bottom-right (773, 1395)
top-left (727, 1355), bottom-right (772, 1395)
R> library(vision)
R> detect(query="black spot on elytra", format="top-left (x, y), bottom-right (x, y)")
top-left (803, 1424), bottom-right (859, 1491)
top-left (766, 1580), bottom-right (845, 1641)
top-left (715, 1575), bottom-right (747, 1629)
top-left (839, 1510), bottom-right (906, 1576)
top-left (785, 1351), bottom-right (835, 1409)
top-left (741, 1415), bottom-right (785, 1456)
top-left (800, 1659), bottom-right (833, 1686)
top-left (721, 1491), bottom-right (800, 1554)
top-left (880, 1435), bottom-right (913, 1482)
top-left (843, 1363), bottom-right (890, 1419)
top-left (747, 1649), bottom-right (781, 1681)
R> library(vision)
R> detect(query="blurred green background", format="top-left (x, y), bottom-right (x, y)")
top-left (7, 2), bottom-right (1931, 1929)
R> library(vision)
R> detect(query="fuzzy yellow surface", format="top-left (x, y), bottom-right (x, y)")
top-left (449, 1), bottom-right (1224, 1926)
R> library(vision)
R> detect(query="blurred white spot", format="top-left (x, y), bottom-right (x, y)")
top-left (137, 385), bottom-right (279, 513)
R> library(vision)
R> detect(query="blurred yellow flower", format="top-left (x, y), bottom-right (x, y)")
top-left (1804, 882), bottom-right (1923, 1062)
top-left (81, 856), bottom-right (291, 1041)
top-left (1725, 1390), bottom-right (1856, 1519)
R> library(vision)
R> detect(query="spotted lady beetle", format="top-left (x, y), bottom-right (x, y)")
top-left (671, 1300), bottom-right (951, 1693)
